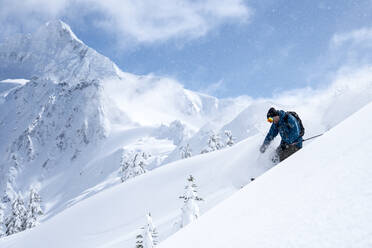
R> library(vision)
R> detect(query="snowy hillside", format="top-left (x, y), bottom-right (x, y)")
top-left (160, 101), bottom-right (372, 248)
top-left (1, 100), bottom-right (371, 248)
top-left (0, 20), bottom-right (247, 222)
top-left (0, 126), bottom-right (275, 248)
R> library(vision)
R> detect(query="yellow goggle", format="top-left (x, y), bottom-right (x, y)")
top-left (267, 117), bottom-right (273, 123)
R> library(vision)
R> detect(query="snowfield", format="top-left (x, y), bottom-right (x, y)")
top-left (159, 101), bottom-right (372, 248)
top-left (0, 130), bottom-right (275, 248)
top-left (1, 99), bottom-right (371, 248)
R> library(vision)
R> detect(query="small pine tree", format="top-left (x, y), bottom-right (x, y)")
top-left (224, 130), bottom-right (234, 147)
top-left (201, 132), bottom-right (224, 153)
top-left (5, 195), bottom-right (27, 236)
top-left (136, 213), bottom-right (158, 248)
top-left (0, 203), bottom-right (5, 237)
top-left (136, 233), bottom-right (144, 248)
top-left (25, 189), bottom-right (43, 229)
top-left (180, 144), bottom-right (192, 159)
top-left (146, 213), bottom-right (158, 246)
top-left (179, 175), bottom-right (203, 227)
top-left (120, 151), bottom-right (147, 183)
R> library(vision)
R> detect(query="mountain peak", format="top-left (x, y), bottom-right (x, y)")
top-left (43, 19), bottom-right (84, 44)
top-left (0, 20), bottom-right (120, 83)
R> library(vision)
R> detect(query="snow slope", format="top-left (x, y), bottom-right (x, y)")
top-left (159, 101), bottom-right (372, 248)
top-left (1, 100), bottom-right (370, 248)
top-left (0, 128), bottom-right (275, 248)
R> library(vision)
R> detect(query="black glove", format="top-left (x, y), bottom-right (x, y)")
top-left (280, 143), bottom-right (290, 149)
top-left (259, 144), bottom-right (267, 153)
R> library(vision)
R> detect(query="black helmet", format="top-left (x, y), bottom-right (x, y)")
top-left (267, 107), bottom-right (279, 118)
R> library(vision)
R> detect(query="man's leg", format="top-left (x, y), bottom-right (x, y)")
top-left (278, 145), bottom-right (300, 162)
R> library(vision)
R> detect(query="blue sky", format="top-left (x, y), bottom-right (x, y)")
top-left (2, 0), bottom-right (372, 98)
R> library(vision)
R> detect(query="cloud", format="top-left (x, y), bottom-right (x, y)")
top-left (330, 27), bottom-right (372, 49)
top-left (328, 27), bottom-right (372, 68)
top-left (0, 0), bottom-right (71, 39)
top-left (92, 0), bottom-right (251, 43)
top-left (305, 26), bottom-right (372, 85)
top-left (199, 79), bottom-right (228, 97)
top-left (0, 0), bottom-right (252, 44)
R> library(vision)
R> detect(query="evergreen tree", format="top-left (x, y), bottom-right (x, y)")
top-left (180, 144), bottom-right (192, 159)
top-left (120, 151), bottom-right (147, 183)
top-left (201, 132), bottom-right (224, 153)
top-left (136, 213), bottom-right (158, 248)
top-left (224, 130), bottom-right (234, 147)
top-left (2, 181), bottom-right (17, 203)
top-left (5, 195), bottom-right (27, 236)
top-left (0, 203), bottom-right (5, 237)
top-left (25, 189), bottom-right (43, 229)
top-left (136, 233), bottom-right (144, 248)
top-left (179, 175), bottom-right (203, 227)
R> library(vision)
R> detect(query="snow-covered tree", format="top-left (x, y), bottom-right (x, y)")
top-left (25, 189), bottom-right (43, 229)
top-left (5, 195), bottom-right (27, 236)
top-left (120, 151), bottom-right (147, 183)
top-left (179, 175), bottom-right (203, 227)
top-left (156, 120), bottom-right (188, 145)
top-left (180, 144), bottom-right (192, 159)
top-left (201, 132), bottom-right (224, 154)
top-left (136, 213), bottom-right (158, 248)
top-left (224, 130), bottom-right (234, 147)
top-left (136, 233), bottom-right (144, 248)
top-left (2, 174), bottom-right (18, 204)
top-left (0, 203), bottom-right (5, 237)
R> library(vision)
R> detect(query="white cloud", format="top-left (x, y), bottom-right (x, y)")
top-left (83, 0), bottom-right (252, 43)
top-left (0, 0), bottom-right (252, 44)
top-left (331, 27), bottom-right (372, 48)
top-left (200, 79), bottom-right (228, 97)
top-left (305, 26), bottom-right (372, 84)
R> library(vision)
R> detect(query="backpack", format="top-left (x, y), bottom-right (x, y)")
top-left (284, 111), bottom-right (305, 137)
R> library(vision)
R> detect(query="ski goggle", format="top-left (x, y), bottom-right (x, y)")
top-left (267, 117), bottom-right (274, 123)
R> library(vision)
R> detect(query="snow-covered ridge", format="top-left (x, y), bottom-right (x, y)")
top-left (0, 20), bottom-right (120, 84)
top-left (0, 77), bottom-right (109, 203)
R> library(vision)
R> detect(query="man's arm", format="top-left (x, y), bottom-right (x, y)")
top-left (260, 124), bottom-right (278, 153)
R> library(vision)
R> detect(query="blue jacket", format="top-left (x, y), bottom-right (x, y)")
top-left (263, 110), bottom-right (303, 148)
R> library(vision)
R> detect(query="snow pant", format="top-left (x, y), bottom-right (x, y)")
top-left (273, 144), bottom-right (301, 163)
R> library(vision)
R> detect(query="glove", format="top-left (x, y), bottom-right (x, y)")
top-left (280, 143), bottom-right (290, 149)
top-left (259, 144), bottom-right (267, 153)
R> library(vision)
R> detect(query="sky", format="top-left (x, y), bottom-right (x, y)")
top-left (1, 0), bottom-right (372, 98)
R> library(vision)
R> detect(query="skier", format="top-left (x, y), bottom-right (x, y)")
top-left (259, 107), bottom-right (304, 163)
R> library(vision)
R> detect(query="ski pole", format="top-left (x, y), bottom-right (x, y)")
top-left (303, 133), bottom-right (323, 142)
top-left (292, 133), bottom-right (323, 145)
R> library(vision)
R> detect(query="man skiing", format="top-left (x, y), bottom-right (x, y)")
top-left (260, 107), bottom-right (303, 163)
